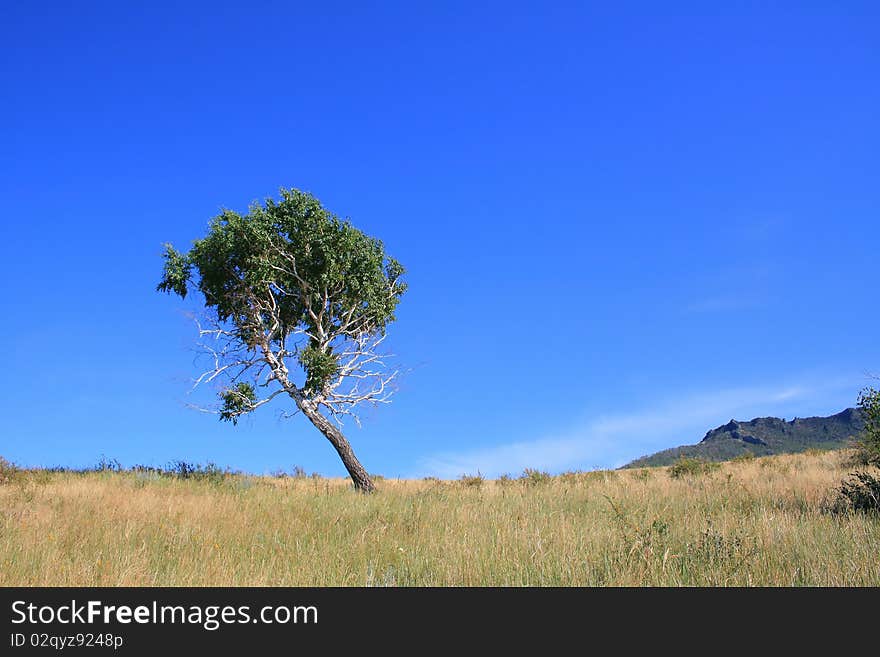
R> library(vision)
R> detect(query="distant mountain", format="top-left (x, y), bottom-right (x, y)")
top-left (623, 408), bottom-right (864, 468)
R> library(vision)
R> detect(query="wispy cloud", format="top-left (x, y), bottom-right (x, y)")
top-left (414, 377), bottom-right (861, 479)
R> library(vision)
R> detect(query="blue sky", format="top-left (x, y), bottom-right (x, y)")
top-left (1, 2), bottom-right (877, 478)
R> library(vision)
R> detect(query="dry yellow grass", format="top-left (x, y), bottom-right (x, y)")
top-left (1, 450), bottom-right (878, 586)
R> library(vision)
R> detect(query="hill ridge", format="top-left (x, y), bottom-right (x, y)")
top-left (623, 407), bottom-right (864, 468)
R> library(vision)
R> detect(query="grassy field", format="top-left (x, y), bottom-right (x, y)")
top-left (1, 450), bottom-right (878, 586)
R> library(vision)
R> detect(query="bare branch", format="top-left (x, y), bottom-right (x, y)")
top-left (181, 264), bottom-right (403, 428)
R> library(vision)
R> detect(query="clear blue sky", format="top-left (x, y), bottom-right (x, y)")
top-left (1, 2), bottom-right (877, 478)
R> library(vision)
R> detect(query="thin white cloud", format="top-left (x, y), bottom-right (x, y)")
top-left (414, 377), bottom-right (860, 479)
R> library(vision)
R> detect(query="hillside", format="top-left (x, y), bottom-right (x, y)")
top-left (624, 407), bottom-right (864, 468)
top-left (2, 450), bottom-right (879, 586)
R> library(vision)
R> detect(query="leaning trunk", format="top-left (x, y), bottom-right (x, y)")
top-left (299, 402), bottom-right (376, 493)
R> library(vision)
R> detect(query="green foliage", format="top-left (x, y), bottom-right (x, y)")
top-left (219, 383), bottom-right (257, 425)
top-left (164, 460), bottom-right (230, 483)
top-left (519, 468), bottom-right (552, 485)
top-left (669, 457), bottom-right (720, 479)
top-left (298, 344), bottom-right (339, 394)
top-left (94, 455), bottom-right (123, 472)
top-left (156, 244), bottom-right (192, 298)
top-left (158, 188), bottom-right (405, 335)
top-left (831, 471), bottom-right (880, 514)
top-left (459, 473), bottom-right (484, 488)
top-left (854, 387), bottom-right (880, 466)
top-left (157, 188), bottom-right (406, 398)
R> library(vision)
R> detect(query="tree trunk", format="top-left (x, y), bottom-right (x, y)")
top-left (299, 402), bottom-right (376, 493)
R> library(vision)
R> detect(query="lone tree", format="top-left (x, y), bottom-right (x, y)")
top-left (157, 188), bottom-right (406, 492)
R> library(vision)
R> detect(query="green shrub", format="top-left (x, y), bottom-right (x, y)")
top-left (669, 457), bottom-right (720, 479)
top-left (853, 387), bottom-right (880, 466)
top-left (459, 473), bottom-right (484, 488)
top-left (732, 451), bottom-right (756, 463)
top-left (94, 456), bottom-right (122, 472)
top-left (519, 468), bottom-right (552, 486)
top-left (157, 460), bottom-right (232, 485)
top-left (831, 471), bottom-right (880, 514)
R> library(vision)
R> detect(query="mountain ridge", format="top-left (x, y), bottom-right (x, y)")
top-left (623, 407), bottom-right (864, 468)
